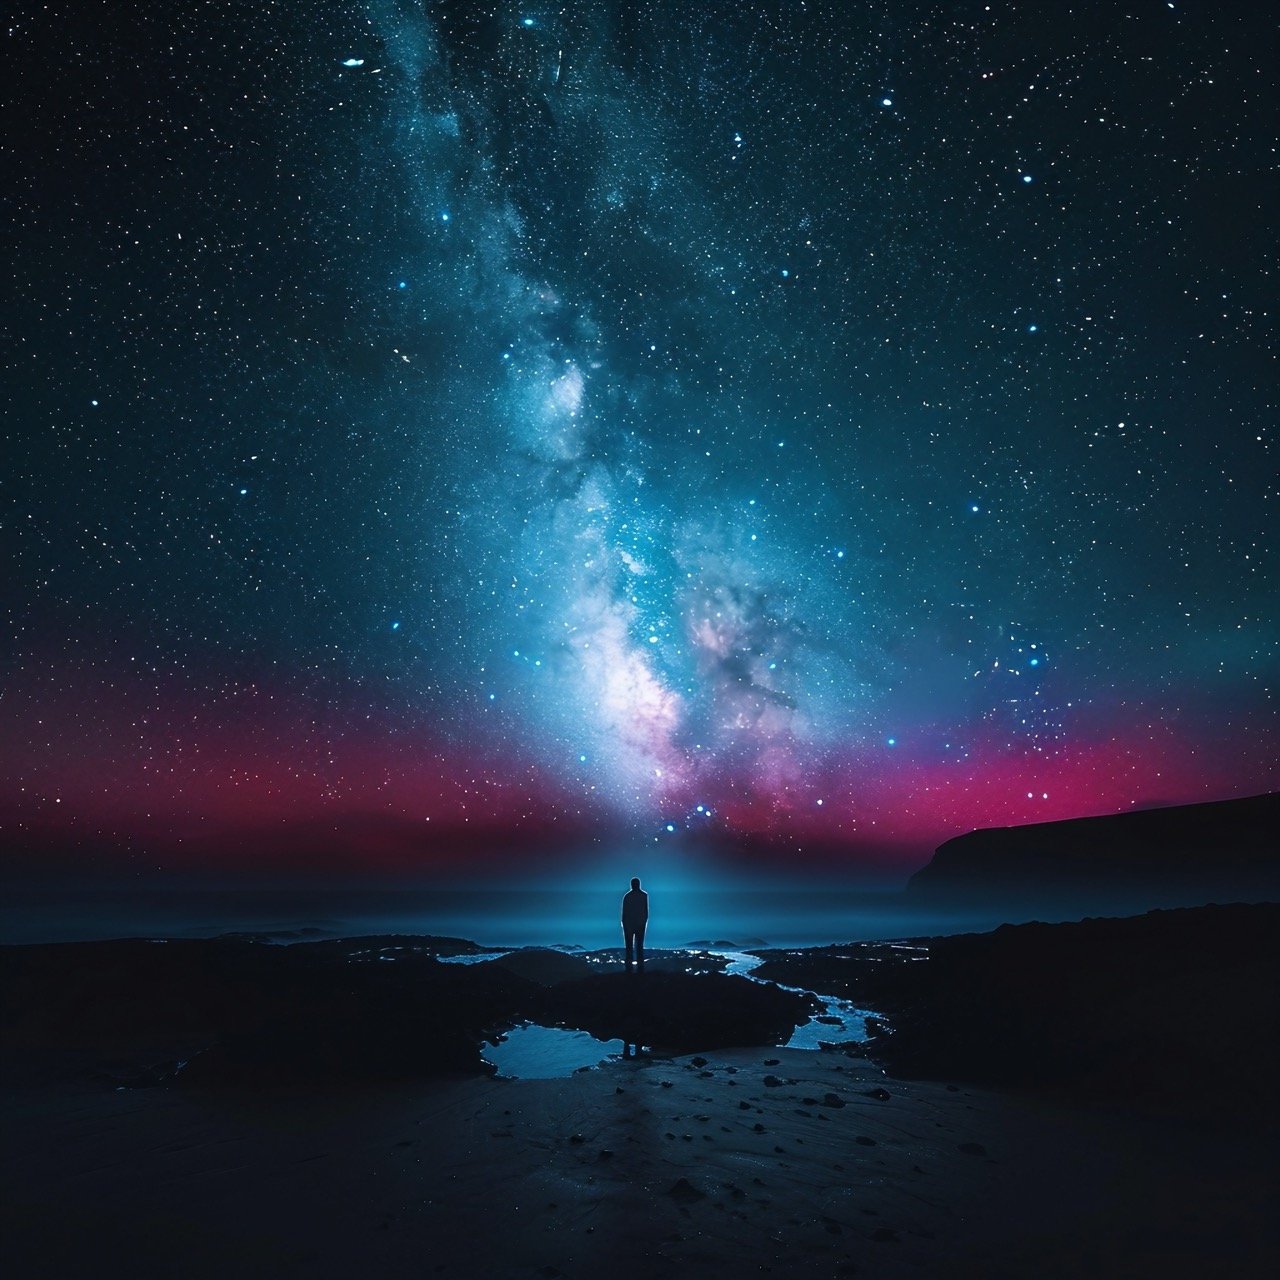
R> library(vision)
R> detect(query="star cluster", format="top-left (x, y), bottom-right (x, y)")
top-left (3, 1), bottom-right (1275, 874)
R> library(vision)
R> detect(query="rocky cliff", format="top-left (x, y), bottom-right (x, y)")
top-left (908, 792), bottom-right (1280, 901)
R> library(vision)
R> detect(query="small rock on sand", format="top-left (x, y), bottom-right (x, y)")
top-left (666, 1178), bottom-right (705, 1204)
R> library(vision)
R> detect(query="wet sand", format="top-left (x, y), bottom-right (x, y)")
top-left (5, 1046), bottom-right (1276, 1279)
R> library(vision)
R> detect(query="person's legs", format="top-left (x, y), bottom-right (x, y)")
top-left (624, 928), bottom-right (635, 967)
top-left (635, 924), bottom-right (645, 970)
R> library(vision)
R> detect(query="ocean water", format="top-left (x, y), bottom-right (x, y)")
top-left (0, 886), bottom-right (1030, 949)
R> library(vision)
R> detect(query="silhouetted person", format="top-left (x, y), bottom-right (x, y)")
top-left (622, 877), bottom-right (648, 971)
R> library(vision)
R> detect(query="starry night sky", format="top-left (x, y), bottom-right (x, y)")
top-left (4, 1), bottom-right (1276, 879)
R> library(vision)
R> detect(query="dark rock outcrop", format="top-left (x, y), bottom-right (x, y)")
top-left (478, 948), bottom-right (593, 985)
top-left (1, 938), bottom-right (814, 1087)
top-left (537, 971), bottom-right (815, 1053)
top-left (0, 936), bottom-right (533, 1083)
top-left (869, 903), bottom-right (1280, 1113)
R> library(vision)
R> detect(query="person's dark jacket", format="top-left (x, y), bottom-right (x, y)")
top-left (621, 889), bottom-right (648, 929)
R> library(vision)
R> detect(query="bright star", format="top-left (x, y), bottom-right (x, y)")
top-left (881, 97), bottom-right (893, 107)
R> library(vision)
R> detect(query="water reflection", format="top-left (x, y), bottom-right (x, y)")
top-left (483, 1023), bottom-right (623, 1079)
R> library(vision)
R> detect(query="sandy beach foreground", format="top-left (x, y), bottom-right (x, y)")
top-left (4, 1045), bottom-right (1275, 1280)
top-left (4, 908), bottom-right (1278, 1278)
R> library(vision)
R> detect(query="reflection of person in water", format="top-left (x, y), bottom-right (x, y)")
top-left (621, 877), bottom-right (648, 971)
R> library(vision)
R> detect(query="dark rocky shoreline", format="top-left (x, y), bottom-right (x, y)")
top-left (0, 935), bottom-right (814, 1087)
top-left (4, 902), bottom-right (1277, 1110)
top-left (751, 901), bottom-right (1280, 1114)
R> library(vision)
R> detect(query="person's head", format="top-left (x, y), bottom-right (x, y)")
top-left (630, 877), bottom-right (641, 890)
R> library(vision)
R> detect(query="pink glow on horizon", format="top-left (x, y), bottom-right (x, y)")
top-left (3, 662), bottom-right (1272, 873)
